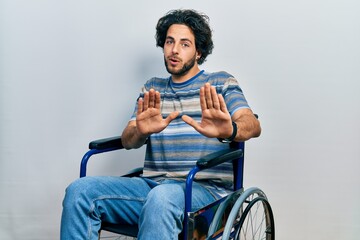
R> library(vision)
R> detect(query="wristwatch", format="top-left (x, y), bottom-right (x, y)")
top-left (217, 121), bottom-right (237, 143)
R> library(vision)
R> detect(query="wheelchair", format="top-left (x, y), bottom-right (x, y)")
top-left (80, 136), bottom-right (275, 239)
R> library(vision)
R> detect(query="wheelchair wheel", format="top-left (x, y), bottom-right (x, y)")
top-left (222, 187), bottom-right (275, 240)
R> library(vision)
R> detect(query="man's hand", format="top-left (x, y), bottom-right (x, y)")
top-left (122, 88), bottom-right (179, 149)
top-left (136, 89), bottom-right (179, 136)
top-left (182, 83), bottom-right (233, 139)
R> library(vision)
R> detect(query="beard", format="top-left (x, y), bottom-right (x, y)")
top-left (164, 53), bottom-right (197, 76)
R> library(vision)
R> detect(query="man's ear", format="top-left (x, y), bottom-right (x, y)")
top-left (196, 51), bottom-right (202, 61)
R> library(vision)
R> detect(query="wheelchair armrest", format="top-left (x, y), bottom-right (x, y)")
top-left (122, 167), bottom-right (144, 177)
top-left (89, 136), bottom-right (124, 150)
top-left (80, 136), bottom-right (148, 178)
top-left (196, 148), bottom-right (243, 170)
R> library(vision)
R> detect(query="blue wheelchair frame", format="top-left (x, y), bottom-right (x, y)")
top-left (80, 137), bottom-right (247, 239)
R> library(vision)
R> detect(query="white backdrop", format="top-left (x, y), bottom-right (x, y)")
top-left (1, 0), bottom-right (359, 239)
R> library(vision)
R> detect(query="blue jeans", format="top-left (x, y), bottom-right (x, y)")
top-left (60, 176), bottom-right (221, 240)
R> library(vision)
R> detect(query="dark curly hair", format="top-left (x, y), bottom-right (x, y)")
top-left (155, 9), bottom-right (214, 65)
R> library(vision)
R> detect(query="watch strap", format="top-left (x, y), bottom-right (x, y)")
top-left (217, 121), bottom-right (237, 143)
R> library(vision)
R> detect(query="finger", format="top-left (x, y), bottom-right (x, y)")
top-left (137, 97), bottom-right (144, 115)
top-left (211, 86), bottom-right (220, 109)
top-left (182, 115), bottom-right (200, 130)
top-left (143, 92), bottom-right (149, 111)
top-left (148, 89), bottom-right (155, 108)
top-left (155, 91), bottom-right (161, 109)
top-left (218, 94), bottom-right (228, 112)
top-left (182, 115), bottom-right (206, 136)
top-left (204, 83), bottom-right (213, 109)
top-left (199, 86), bottom-right (207, 110)
top-left (165, 111), bottom-right (179, 124)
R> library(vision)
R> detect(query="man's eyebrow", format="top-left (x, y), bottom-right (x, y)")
top-left (166, 36), bottom-right (193, 43)
top-left (180, 38), bottom-right (193, 44)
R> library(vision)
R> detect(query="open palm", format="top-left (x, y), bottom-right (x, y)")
top-left (182, 83), bottom-right (233, 139)
top-left (136, 89), bottom-right (179, 136)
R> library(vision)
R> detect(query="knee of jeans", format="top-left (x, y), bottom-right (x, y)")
top-left (140, 184), bottom-right (184, 231)
top-left (145, 184), bottom-right (185, 213)
top-left (62, 177), bottom-right (95, 207)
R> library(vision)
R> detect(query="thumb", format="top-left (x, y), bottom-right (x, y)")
top-left (182, 115), bottom-right (200, 130)
top-left (164, 111), bottom-right (180, 124)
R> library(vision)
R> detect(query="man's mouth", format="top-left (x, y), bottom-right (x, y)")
top-left (168, 57), bottom-right (181, 65)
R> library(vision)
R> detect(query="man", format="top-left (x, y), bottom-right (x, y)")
top-left (61, 9), bottom-right (261, 240)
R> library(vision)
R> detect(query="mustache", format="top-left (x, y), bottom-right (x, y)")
top-left (167, 55), bottom-right (182, 61)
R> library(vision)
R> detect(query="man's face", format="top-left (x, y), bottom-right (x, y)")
top-left (163, 24), bottom-right (200, 80)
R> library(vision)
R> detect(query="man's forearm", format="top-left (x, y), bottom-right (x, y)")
top-left (234, 117), bottom-right (261, 142)
top-left (121, 122), bottom-right (149, 149)
top-left (233, 109), bottom-right (261, 142)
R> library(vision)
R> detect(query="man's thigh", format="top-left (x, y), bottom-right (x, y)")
top-left (67, 176), bottom-right (154, 224)
top-left (151, 179), bottom-right (217, 211)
